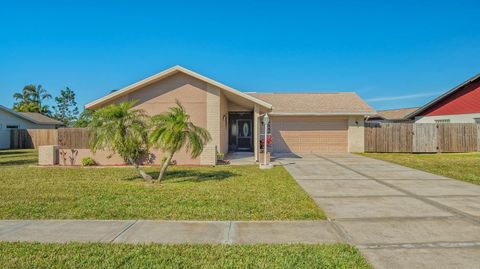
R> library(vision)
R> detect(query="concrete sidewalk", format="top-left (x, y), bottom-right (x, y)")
top-left (0, 220), bottom-right (343, 244)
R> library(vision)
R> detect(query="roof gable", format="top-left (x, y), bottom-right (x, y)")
top-left (407, 73), bottom-right (480, 118)
top-left (85, 66), bottom-right (272, 110)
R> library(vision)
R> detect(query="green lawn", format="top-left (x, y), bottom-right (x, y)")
top-left (0, 242), bottom-right (371, 269)
top-left (360, 152), bottom-right (480, 185)
top-left (0, 149), bottom-right (324, 220)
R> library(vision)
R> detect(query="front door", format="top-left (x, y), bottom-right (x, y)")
top-left (236, 119), bottom-right (252, 151)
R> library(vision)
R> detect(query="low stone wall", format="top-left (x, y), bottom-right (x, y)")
top-left (39, 146), bottom-right (211, 166)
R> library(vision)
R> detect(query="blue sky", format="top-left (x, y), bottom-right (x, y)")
top-left (1, 0), bottom-right (479, 111)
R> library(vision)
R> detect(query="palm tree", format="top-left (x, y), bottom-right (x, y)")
top-left (13, 84), bottom-right (51, 114)
top-left (88, 101), bottom-right (152, 180)
top-left (149, 101), bottom-right (211, 181)
top-left (32, 85), bottom-right (52, 115)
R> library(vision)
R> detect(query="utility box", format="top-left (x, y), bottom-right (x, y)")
top-left (38, 145), bottom-right (59, 166)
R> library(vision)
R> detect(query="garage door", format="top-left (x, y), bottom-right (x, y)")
top-left (271, 116), bottom-right (348, 153)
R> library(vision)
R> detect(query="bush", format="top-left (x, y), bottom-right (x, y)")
top-left (81, 157), bottom-right (96, 166)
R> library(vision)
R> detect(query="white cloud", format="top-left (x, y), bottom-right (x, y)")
top-left (365, 92), bottom-right (442, 102)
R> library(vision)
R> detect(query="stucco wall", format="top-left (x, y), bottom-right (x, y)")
top-left (91, 72), bottom-right (212, 165)
top-left (228, 102), bottom-right (251, 112)
top-left (347, 116), bottom-right (365, 152)
top-left (415, 113), bottom-right (480, 123)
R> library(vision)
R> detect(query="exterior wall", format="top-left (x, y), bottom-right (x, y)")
top-left (0, 130), bottom-right (10, 149)
top-left (219, 92), bottom-right (229, 154)
top-left (253, 105), bottom-right (260, 161)
top-left (94, 72), bottom-right (211, 165)
top-left (0, 109), bottom-right (56, 129)
top-left (200, 85), bottom-right (221, 165)
top-left (420, 79), bottom-right (480, 116)
top-left (415, 113), bottom-right (480, 123)
top-left (348, 116), bottom-right (365, 152)
top-left (228, 102), bottom-right (251, 112)
top-left (58, 148), bottom-right (171, 166)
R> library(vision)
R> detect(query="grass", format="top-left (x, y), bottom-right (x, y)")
top-left (360, 152), bottom-right (480, 185)
top-left (0, 242), bottom-right (371, 269)
top-left (0, 149), bottom-right (324, 220)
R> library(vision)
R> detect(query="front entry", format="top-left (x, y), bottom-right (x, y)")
top-left (229, 112), bottom-right (253, 152)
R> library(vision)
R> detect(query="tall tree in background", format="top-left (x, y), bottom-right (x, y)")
top-left (13, 84), bottom-right (52, 115)
top-left (53, 87), bottom-right (79, 125)
top-left (73, 109), bottom-right (94, 127)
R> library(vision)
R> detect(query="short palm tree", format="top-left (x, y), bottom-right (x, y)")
top-left (88, 101), bottom-right (152, 180)
top-left (150, 101), bottom-right (211, 181)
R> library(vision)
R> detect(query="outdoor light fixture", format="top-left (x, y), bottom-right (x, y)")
top-left (260, 113), bottom-right (273, 169)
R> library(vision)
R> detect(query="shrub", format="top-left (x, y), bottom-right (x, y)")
top-left (81, 157), bottom-right (96, 166)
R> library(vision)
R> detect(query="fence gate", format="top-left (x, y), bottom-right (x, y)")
top-left (413, 124), bottom-right (437, 153)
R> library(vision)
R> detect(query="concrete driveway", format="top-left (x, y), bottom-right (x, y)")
top-left (277, 153), bottom-right (480, 269)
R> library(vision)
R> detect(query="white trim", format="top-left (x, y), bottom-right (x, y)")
top-left (85, 65), bottom-right (273, 110)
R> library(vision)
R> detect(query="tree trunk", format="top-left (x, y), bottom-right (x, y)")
top-left (158, 152), bottom-right (174, 181)
top-left (128, 158), bottom-right (152, 180)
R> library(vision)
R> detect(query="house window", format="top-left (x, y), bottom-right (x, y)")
top-left (6, 125), bottom-right (19, 129)
top-left (434, 119), bottom-right (450, 124)
top-left (475, 118), bottom-right (480, 124)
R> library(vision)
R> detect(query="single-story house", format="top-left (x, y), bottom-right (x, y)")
top-left (366, 107), bottom-right (418, 123)
top-left (0, 105), bottom-right (64, 149)
top-left (406, 73), bottom-right (480, 123)
top-left (0, 105), bottom-right (64, 130)
top-left (84, 65), bottom-right (376, 165)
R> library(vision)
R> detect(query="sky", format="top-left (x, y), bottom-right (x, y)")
top-left (1, 0), bottom-right (479, 111)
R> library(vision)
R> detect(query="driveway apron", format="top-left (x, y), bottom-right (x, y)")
top-left (277, 153), bottom-right (480, 269)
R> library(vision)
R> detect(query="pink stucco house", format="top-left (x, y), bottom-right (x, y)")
top-left (84, 65), bottom-right (375, 165)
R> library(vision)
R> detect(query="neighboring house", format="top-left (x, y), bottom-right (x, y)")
top-left (366, 107), bottom-right (418, 123)
top-left (407, 73), bottom-right (480, 123)
top-left (0, 105), bottom-right (64, 149)
top-left (0, 105), bottom-right (64, 129)
top-left (85, 65), bottom-right (376, 165)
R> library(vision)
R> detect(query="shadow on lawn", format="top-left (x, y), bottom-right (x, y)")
top-left (0, 150), bottom-right (35, 156)
top-left (125, 169), bottom-right (237, 182)
top-left (0, 158), bottom-right (37, 166)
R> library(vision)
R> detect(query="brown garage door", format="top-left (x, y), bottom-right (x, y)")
top-left (271, 116), bottom-right (348, 153)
